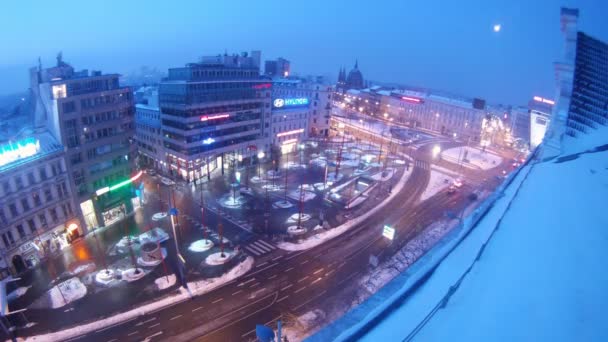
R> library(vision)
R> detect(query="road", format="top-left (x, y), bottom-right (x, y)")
top-left (71, 139), bottom-right (507, 342)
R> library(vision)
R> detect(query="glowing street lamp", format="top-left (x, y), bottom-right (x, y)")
top-left (432, 145), bottom-right (441, 158)
top-left (257, 151), bottom-right (265, 159)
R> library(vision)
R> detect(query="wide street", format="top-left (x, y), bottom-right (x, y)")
top-left (68, 136), bottom-right (509, 342)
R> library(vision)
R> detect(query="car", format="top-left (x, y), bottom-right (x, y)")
top-left (160, 177), bottom-right (175, 186)
top-left (447, 185), bottom-right (457, 195)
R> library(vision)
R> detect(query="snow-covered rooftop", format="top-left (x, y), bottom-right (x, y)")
top-left (313, 127), bottom-right (608, 342)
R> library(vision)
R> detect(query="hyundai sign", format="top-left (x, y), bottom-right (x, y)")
top-left (273, 98), bottom-right (309, 108)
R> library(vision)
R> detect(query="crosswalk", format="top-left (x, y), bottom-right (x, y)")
top-left (414, 159), bottom-right (430, 170)
top-left (243, 239), bottom-right (276, 257)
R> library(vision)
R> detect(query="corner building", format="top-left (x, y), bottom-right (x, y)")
top-left (30, 57), bottom-right (136, 231)
top-left (159, 52), bottom-right (271, 182)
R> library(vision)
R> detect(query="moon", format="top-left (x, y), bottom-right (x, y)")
top-left (493, 24), bottom-right (501, 32)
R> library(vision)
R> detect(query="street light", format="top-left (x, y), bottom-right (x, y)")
top-left (432, 145), bottom-right (441, 158)
top-left (257, 151), bottom-right (265, 159)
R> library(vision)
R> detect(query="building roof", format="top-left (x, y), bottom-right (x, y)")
top-left (0, 131), bottom-right (64, 174)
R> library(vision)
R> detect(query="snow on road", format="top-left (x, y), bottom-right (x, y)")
top-left (441, 146), bottom-right (502, 170)
top-left (420, 170), bottom-right (454, 202)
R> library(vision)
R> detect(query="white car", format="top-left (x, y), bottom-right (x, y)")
top-left (160, 177), bottom-right (175, 186)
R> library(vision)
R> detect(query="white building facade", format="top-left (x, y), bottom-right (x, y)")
top-left (0, 131), bottom-right (79, 275)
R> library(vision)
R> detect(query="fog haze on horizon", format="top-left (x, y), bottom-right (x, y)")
top-left (1, 0), bottom-right (607, 105)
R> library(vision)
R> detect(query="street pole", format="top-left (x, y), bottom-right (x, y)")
top-left (284, 153), bottom-right (289, 202)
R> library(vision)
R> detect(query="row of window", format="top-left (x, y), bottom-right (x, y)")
top-left (1, 161), bottom-right (63, 196)
top-left (0, 181), bottom-right (69, 223)
top-left (163, 123), bottom-right (261, 144)
top-left (161, 102), bottom-right (262, 118)
top-left (164, 133), bottom-right (260, 155)
top-left (162, 111), bottom-right (262, 131)
top-left (1, 202), bottom-right (74, 250)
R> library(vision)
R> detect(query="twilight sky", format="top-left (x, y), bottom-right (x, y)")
top-left (0, 0), bottom-right (606, 105)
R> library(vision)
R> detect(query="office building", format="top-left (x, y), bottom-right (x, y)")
top-left (30, 55), bottom-right (136, 231)
top-left (134, 86), bottom-right (164, 169)
top-left (544, 8), bottom-right (608, 157)
top-left (159, 51), bottom-right (271, 182)
top-left (265, 58), bottom-right (290, 77)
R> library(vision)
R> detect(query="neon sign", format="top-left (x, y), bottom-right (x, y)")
top-left (281, 138), bottom-right (298, 145)
top-left (96, 171), bottom-right (143, 196)
top-left (273, 98), bottom-right (309, 108)
top-left (202, 137), bottom-right (215, 145)
top-left (277, 128), bottom-right (304, 137)
top-left (401, 96), bottom-right (422, 103)
top-left (200, 114), bottom-right (229, 122)
top-left (252, 83), bottom-right (272, 89)
top-left (533, 96), bottom-right (555, 105)
top-left (0, 138), bottom-right (41, 167)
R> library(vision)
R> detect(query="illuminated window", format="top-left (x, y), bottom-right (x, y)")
top-left (52, 84), bottom-right (67, 99)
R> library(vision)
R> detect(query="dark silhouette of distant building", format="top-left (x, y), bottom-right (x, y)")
top-left (346, 60), bottom-right (364, 90)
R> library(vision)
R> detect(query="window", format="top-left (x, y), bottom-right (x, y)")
top-left (33, 192), bottom-right (42, 207)
top-left (39, 167), bottom-right (48, 180)
top-left (63, 101), bottom-right (76, 113)
top-left (44, 187), bottom-right (53, 202)
top-left (16, 225), bottom-right (26, 239)
top-left (2, 181), bottom-right (10, 194)
top-left (21, 198), bottom-right (30, 212)
top-left (15, 176), bottom-right (24, 190)
top-left (61, 182), bottom-right (68, 197)
top-left (39, 214), bottom-right (47, 227)
top-left (27, 172), bottom-right (36, 185)
top-left (50, 208), bottom-right (58, 223)
top-left (6, 231), bottom-right (14, 245)
top-left (0, 208), bottom-right (6, 224)
top-left (27, 219), bottom-right (36, 234)
top-left (2, 233), bottom-right (10, 248)
top-left (9, 203), bottom-right (18, 217)
top-left (70, 153), bottom-right (82, 165)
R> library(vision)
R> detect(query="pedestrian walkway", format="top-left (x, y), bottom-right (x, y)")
top-left (243, 239), bottom-right (276, 257)
top-left (415, 159), bottom-right (430, 170)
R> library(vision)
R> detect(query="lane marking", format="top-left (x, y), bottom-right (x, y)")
top-left (268, 274), bottom-right (277, 280)
top-left (237, 278), bottom-right (256, 287)
top-left (169, 314), bottom-right (182, 321)
top-left (192, 306), bottom-right (204, 312)
top-left (300, 259), bottom-right (309, 265)
top-left (148, 323), bottom-right (160, 329)
top-left (212, 298), bottom-right (224, 304)
top-left (281, 284), bottom-right (293, 291)
top-left (249, 282), bottom-right (260, 288)
top-left (293, 290), bottom-right (327, 311)
top-left (127, 331), bottom-right (139, 336)
top-left (313, 268), bottom-right (324, 275)
top-left (232, 290), bottom-right (243, 296)
top-left (256, 262), bottom-right (269, 268)
top-left (294, 286), bottom-right (306, 294)
top-left (285, 267), bottom-right (294, 272)
top-left (143, 331), bottom-right (163, 341)
top-left (278, 295), bottom-right (289, 303)
top-left (311, 277), bottom-right (322, 285)
top-left (136, 317), bottom-right (157, 326)
top-left (297, 276), bottom-right (309, 283)
top-left (271, 255), bottom-right (283, 262)
top-left (257, 240), bottom-right (276, 250)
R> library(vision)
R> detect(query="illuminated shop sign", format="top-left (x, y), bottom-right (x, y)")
top-left (281, 138), bottom-right (298, 145)
top-left (401, 96), bottom-right (422, 104)
top-left (533, 96), bottom-right (555, 105)
top-left (252, 83), bottom-right (272, 89)
top-left (200, 114), bottom-right (230, 122)
top-left (276, 128), bottom-right (305, 137)
top-left (273, 98), bottom-right (309, 108)
top-left (96, 171), bottom-right (143, 196)
top-left (0, 138), bottom-right (41, 167)
top-left (202, 137), bottom-right (215, 145)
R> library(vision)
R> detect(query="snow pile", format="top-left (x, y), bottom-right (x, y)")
top-left (7, 286), bottom-right (31, 302)
top-left (205, 251), bottom-right (235, 265)
top-left (122, 268), bottom-right (146, 282)
top-left (288, 189), bottom-right (316, 202)
top-left (152, 212), bottom-right (167, 221)
top-left (155, 275), bottom-right (176, 291)
top-left (25, 257), bottom-right (254, 341)
top-left (273, 200), bottom-right (293, 209)
top-left (188, 239), bottom-right (214, 252)
top-left (278, 167), bottom-right (412, 251)
top-left (420, 170), bottom-right (454, 201)
top-left (33, 277), bottom-right (87, 309)
top-left (441, 146), bottom-right (502, 170)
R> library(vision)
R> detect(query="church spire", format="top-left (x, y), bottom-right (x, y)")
top-left (354, 59), bottom-right (358, 69)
